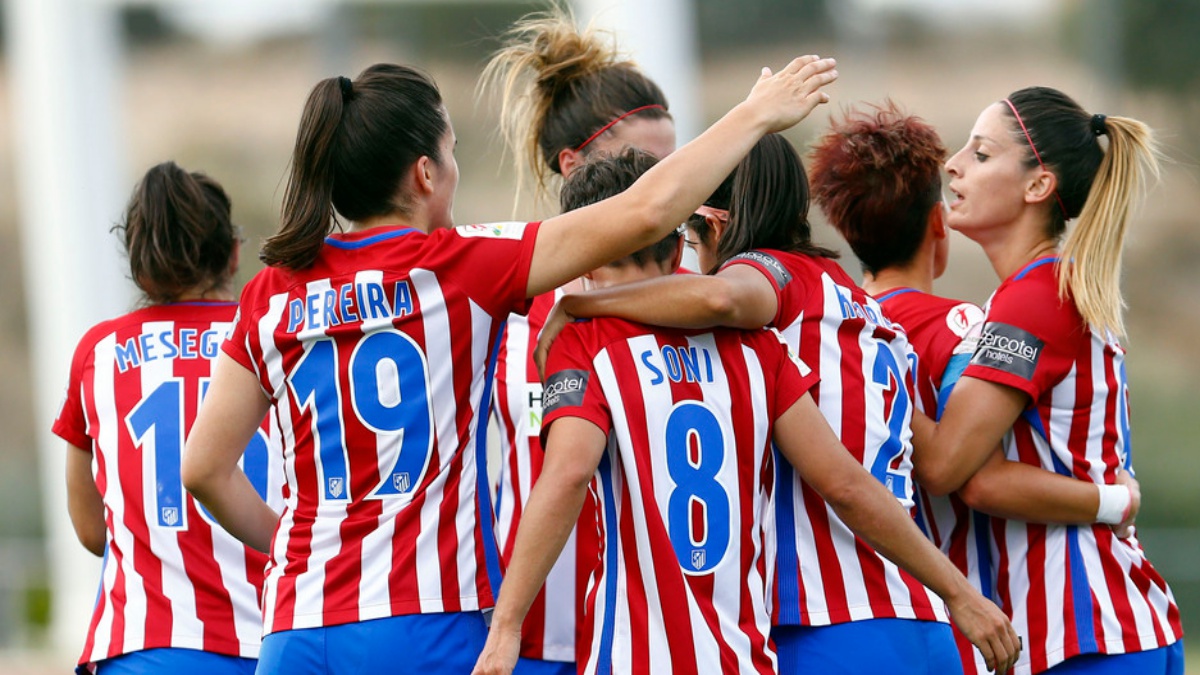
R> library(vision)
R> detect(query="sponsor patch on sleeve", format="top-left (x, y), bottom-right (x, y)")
top-left (945, 302), bottom-right (984, 338)
top-left (727, 251), bottom-right (792, 288)
top-left (542, 369), bottom-right (590, 415)
top-left (970, 321), bottom-right (1043, 381)
top-left (455, 222), bottom-right (528, 240)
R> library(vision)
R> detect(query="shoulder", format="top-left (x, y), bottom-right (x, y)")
top-left (986, 259), bottom-right (1082, 339)
top-left (722, 249), bottom-right (799, 289)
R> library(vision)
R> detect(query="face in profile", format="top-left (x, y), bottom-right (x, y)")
top-left (944, 103), bottom-right (1041, 239)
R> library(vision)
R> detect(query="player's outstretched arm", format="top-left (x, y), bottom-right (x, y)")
top-left (774, 393), bottom-right (1021, 675)
top-left (182, 353), bottom-right (278, 553)
top-left (534, 265), bottom-right (778, 379)
top-left (526, 57), bottom-right (837, 297)
top-left (957, 447), bottom-right (1139, 536)
top-left (66, 443), bottom-right (106, 556)
top-left (472, 417), bottom-right (608, 675)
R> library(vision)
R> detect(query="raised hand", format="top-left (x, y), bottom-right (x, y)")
top-left (741, 55), bottom-right (838, 134)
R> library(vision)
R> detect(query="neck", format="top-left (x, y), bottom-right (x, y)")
top-left (863, 265), bottom-right (929, 297)
top-left (174, 284), bottom-right (235, 303)
top-left (353, 210), bottom-right (428, 234)
top-left (964, 209), bottom-right (1058, 281)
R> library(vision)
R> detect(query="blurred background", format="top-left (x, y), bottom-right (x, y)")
top-left (0, 0), bottom-right (1196, 671)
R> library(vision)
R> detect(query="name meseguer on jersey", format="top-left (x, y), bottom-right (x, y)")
top-left (116, 327), bottom-right (228, 373)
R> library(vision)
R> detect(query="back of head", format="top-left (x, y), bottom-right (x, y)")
top-left (481, 8), bottom-right (670, 203)
top-left (119, 161), bottom-right (236, 304)
top-left (713, 133), bottom-right (837, 271)
top-left (262, 64), bottom-right (447, 269)
top-left (560, 148), bottom-right (677, 267)
top-left (809, 101), bottom-right (945, 274)
top-left (1004, 86), bottom-right (1160, 335)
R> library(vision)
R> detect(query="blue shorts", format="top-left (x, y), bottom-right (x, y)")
top-left (257, 611), bottom-right (489, 674)
top-left (91, 648), bottom-right (256, 675)
top-left (773, 618), bottom-right (962, 675)
top-left (513, 657), bottom-right (576, 675)
top-left (1044, 640), bottom-right (1185, 675)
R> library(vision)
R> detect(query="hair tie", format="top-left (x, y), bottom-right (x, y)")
top-left (1090, 113), bottom-right (1108, 136)
top-left (1002, 98), bottom-right (1068, 218)
top-left (575, 104), bottom-right (667, 152)
top-left (338, 76), bottom-right (354, 102)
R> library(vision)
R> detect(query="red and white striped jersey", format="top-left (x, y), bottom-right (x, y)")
top-left (493, 290), bottom-right (597, 662)
top-left (222, 222), bottom-right (539, 634)
top-left (875, 287), bottom-right (991, 674)
top-left (724, 250), bottom-right (948, 627)
top-left (542, 318), bottom-right (817, 675)
top-left (52, 301), bottom-right (279, 667)
top-left (963, 257), bottom-right (1182, 674)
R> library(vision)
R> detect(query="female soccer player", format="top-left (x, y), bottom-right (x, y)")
top-left (480, 13), bottom-right (675, 672)
top-left (54, 162), bottom-right (275, 675)
top-left (180, 59), bottom-right (837, 674)
top-left (474, 149), bottom-right (1018, 675)
top-left (909, 87), bottom-right (1183, 674)
top-left (807, 100), bottom-right (1143, 673)
top-left (538, 132), bottom-right (987, 674)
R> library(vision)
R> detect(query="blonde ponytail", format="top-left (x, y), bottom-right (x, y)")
top-left (1057, 116), bottom-right (1161, 337)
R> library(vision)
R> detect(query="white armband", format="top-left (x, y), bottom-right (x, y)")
top-left (1095, 484), bottom-right (1132, 525)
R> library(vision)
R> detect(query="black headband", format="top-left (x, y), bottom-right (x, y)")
top-left (1090, 113), bottom-right (1107, 136)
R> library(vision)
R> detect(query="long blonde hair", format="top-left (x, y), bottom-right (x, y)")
top-left (479, 7), bottom-right (670, 207)
top-left (1003, 87), bottom-right (1161, 337)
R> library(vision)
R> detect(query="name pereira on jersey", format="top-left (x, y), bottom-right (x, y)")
top-left (285, 278), bottom-right (415, 334)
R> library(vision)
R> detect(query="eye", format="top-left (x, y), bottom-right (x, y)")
top-left (974, 151), bottom-right (989, 162)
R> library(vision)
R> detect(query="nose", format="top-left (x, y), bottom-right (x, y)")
top-left (945, 148), bottom-right (964, 178)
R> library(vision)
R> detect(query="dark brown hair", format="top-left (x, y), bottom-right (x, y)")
top-left (117, 161), bottom-right (236, 304)
top-left (809, 100), bottom-right (946, 274)
top-left (712, 133), bottom-right (837, 272)
top-left (261, 64), bottom-right (447, 269)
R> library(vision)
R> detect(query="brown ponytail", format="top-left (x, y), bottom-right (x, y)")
top-left (263, 64), bottom-right (447, 269)
top-left (118, 161), bottom-right (236, 304)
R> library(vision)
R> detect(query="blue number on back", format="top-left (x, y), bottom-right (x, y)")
top-left (665, 401), bottom-right (730, 573)
top-left (128, 380), bottom-right (271, 529)
top-left (288, 330), bottom-right (434, 503)
top-left (870, 343), bottom-right (911, 499)
top-left (127, 380), bottom-right (187, 529)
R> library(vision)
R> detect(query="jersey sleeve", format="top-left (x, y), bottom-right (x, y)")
top-left (429, 222), bottom-right (542, 319)
top-left (762, 329), bottom-right (820, 420)
top-left (51, 332), bottom-right (96, 451)
top-left (963, 278), bottom-right (1079, 401)
top-left (540, 322), bottom-right (611, 443)
top-left (720, 250), bottom-right (805, 327)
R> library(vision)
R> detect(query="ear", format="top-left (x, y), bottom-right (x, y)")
top-left (705, 212), bottom-right (728, 244)
top-left (928, 203), bottom-right (947, 241)
top-left (1025, 169), bottom-right (1059, 208)
top-left (557, 147), bottom-right (585, 178)
top-left (228, 238), bottom-right (241, 277)
top-left (664, 234), bottom-right (685, 275)
top-left (413, 155), bottom-right (436, 195)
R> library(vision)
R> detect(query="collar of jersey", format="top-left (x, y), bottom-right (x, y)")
top-left (1014, 255), bottom-right (1059, 281)
top-left (325, 225), bottom-right (421, 250)
top-left (874, 287), bottom-right (920, 304)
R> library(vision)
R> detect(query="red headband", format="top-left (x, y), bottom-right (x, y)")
top-left (574, 104), bottom-right (666, 152)
top-left (1002, 98), bottom-right (1068, 218)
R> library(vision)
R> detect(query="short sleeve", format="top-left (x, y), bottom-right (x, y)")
top-left (763, 329), bottom-right (819, 420)
top-left (539, 322), bottom-right (611, 445)
top-left (720, 251), bottom-right (791, 326)
top-left (964, 277), bottom-right (1080, 401)
top-left (51, 336), bottom-right (94, 451)
top-left (429, 222), bottom-right (542, 319)
top-left (220, 304), bottom-right (254, 370)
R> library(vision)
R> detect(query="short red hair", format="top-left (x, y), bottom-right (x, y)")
top-left (809, 100), bottom-right (946, 273)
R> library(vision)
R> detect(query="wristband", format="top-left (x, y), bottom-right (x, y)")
top-left (1095, 484), bottom-right (1132, 525)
